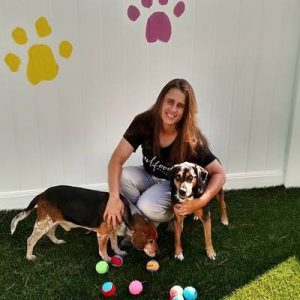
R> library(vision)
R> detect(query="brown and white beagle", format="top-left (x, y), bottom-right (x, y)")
top-left (170, 162), bottom-right (228, 261)
top-left (10, 185), bottom-right (158, 262)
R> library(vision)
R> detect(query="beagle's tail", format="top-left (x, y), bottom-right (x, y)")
top-left (10, 194), bottom-right (40, 235)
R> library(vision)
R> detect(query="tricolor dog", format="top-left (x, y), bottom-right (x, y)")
top-left (10, 185), bottom-right (158, 262)
top-left (170, 162), bottom-right (228, 261)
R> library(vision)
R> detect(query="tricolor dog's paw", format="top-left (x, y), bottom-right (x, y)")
top-left (221, 218), bottom-right (229, 226)
top-left (26, 254), bottom-right (37, 261)
top-left (206, 248), bottom-right (216, 260)
top-left (175, 253), bottom-right (184, 261)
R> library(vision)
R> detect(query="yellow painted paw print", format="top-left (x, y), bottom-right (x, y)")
top-left (4, 17), bottom-right (73, 85)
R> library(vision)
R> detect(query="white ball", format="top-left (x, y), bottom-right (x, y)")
top-left (170, 285), bottom-right (184, 298)
top-left (172, 295), bottom-right (185, 300)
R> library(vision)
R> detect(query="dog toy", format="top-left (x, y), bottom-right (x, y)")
top-left (146, 259), bottom-right (159, 272)
top-left (183, 286), bottom-right (198, 300)
top-left (95, 260), bottom-right (109, 274)
top-left (111, 255), bottom-right (123, 267)
top-left (100, 281), bottom-right (116, 297)
top-left (169, 285), bottom-right (183, 300)
top-left (128, 280), bottom-right (143, 296)
top-left (172, 295), bottom-right (185, 300)
top-left (169, 285), bottom-right (184, 298)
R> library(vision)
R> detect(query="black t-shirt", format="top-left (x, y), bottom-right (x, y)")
top-left (123, 112), bottom-right (216, 179)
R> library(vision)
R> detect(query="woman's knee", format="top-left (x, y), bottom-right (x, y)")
top-left (120, 167), bottom-right (140, 203)
top-left (120, 166), bottom-right (134, 188)
top-left (137, 197), bottom-right (173, 223)
top-left (120, 166), bottom-right (154, 203)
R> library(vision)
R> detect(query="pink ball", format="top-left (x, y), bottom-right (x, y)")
top-left (128, 280), bottom-right (143, 296)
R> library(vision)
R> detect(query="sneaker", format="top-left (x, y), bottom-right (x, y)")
top-left (166, 220), bottom-right (174, 232)
top-left (120, 236), bottom-right (133, 249)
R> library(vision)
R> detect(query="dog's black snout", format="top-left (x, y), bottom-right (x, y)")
top-left (179, 188), bottom-right (187, 197)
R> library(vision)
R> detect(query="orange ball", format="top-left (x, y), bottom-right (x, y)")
top-left (146, 259), bottom-right (160, 272)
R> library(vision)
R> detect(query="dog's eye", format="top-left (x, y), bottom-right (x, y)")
top-left (187, 175), bottom-right (194, 182)
top-left (148, 239), bottom-right (154, 244)
top-left (175, 175), bottom-right (181, 181)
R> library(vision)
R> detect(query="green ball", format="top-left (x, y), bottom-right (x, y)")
top-left (95, 261), bottom-right (109, 274)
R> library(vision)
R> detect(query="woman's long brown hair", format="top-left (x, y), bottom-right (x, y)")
top-left (149, 78), bottom-right (209, 164)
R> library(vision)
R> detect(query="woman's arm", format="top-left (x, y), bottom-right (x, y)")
top-left (104, 138), bottom-right (134, 229)
top-left (174, 159), bottom-right (226, 216)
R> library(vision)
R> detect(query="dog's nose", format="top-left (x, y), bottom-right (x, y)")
top-left (179, 189), bottom-right (187, 197)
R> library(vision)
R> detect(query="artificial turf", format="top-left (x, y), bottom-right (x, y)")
top-left (0, 186), bottom-right (299, 299)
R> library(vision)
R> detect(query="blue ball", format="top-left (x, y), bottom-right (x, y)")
top-left (101, 281), bottom-right (116, 297)
top-left (183, 286), bottom-right (198, 300)
top-left (102, 282), bottom-right (113, 292)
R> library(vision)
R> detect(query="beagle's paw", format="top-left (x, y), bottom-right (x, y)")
top-left (105, 257), bottom-right (112, 263)
top-left (175, 253), bottom-right (184, 261)
top-left (100, 255), bottom-right (111, 263)
top-left (114, 249), bottom-right (127, 256)
top-left (53, 239), bottom-right (66, 244)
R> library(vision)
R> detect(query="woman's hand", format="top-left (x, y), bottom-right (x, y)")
top-left (174, 198), bottom-right (206, 216)
top-left (103, 196), bottom-right (124, 230)
top-left (106, 138), bottom-right (134, 229)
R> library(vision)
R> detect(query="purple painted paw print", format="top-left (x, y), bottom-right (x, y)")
top-left (127, 0), bottom-right (185, 43)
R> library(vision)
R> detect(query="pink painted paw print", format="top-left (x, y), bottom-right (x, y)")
top-left (127, 0), bottom-right (185, 43)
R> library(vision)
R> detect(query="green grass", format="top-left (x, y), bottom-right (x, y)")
top-left (224, 256), bottom-right (300, 300)
top-left (0, 186), bottom-right (299, 299)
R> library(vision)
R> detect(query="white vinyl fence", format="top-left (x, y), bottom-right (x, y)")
top-left (0, 0), bottom-right (299, 209)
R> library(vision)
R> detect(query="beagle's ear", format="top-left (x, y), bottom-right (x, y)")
top-left (131, 230), bottom-right (146, 251)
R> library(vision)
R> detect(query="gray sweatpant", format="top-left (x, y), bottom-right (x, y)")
top-left (120, 166), bottom-right (173, 223)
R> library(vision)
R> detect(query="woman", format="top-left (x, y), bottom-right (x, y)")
top-left (104, 78), bottom-right (226, 229)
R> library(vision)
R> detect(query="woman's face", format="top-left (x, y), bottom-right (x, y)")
top-left (160, 88), bottom-right (186, 129)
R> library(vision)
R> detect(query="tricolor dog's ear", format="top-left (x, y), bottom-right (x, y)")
top-left (168, 164), bottom-right (180, 179)
top-left (194, 164), bottom-right (208, 195)
top-left (169, 164), bottom-right (181, 200)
